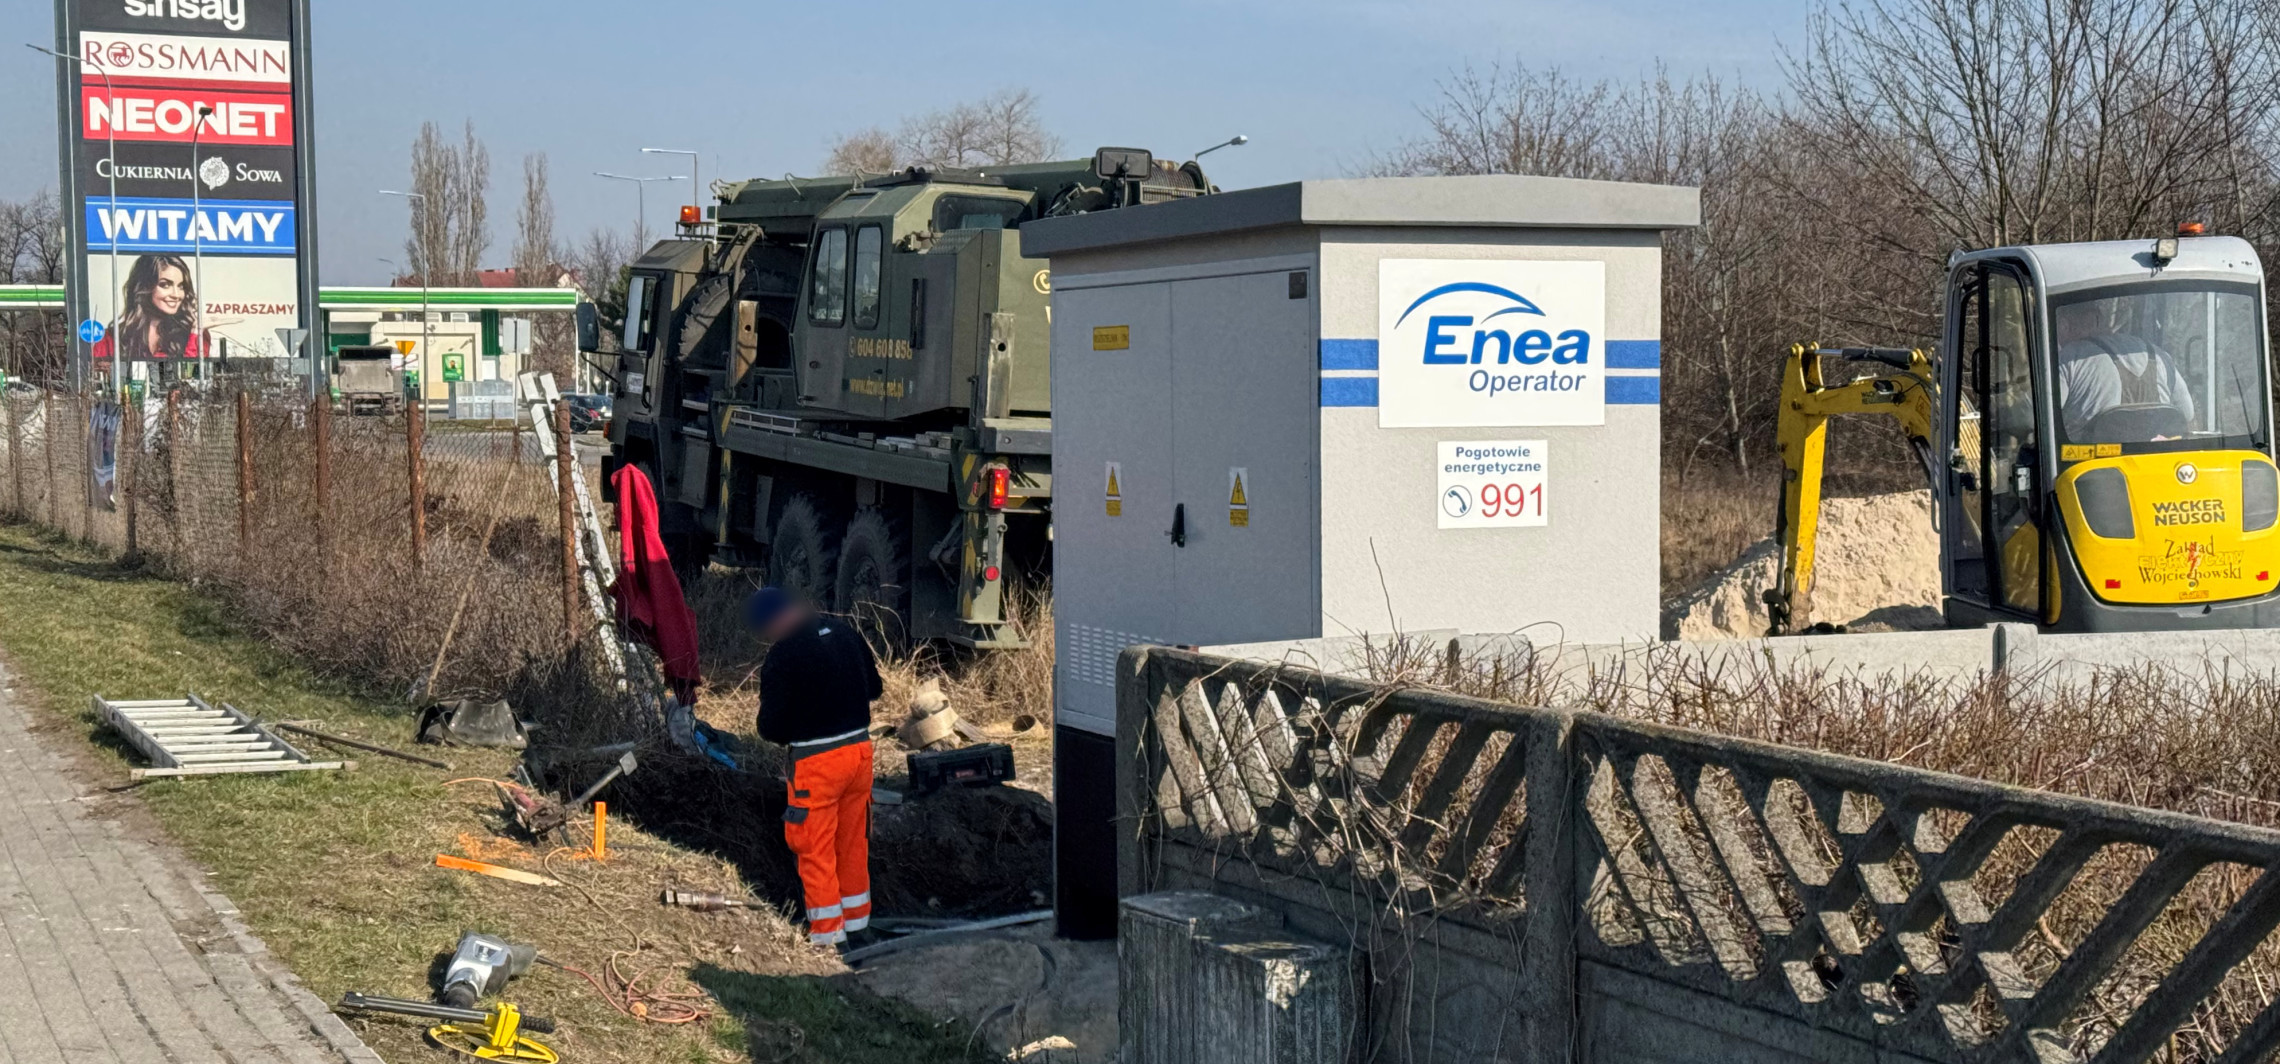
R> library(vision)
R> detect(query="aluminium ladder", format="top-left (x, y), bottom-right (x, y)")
top-left (94, 695), bottom-right (346, 779)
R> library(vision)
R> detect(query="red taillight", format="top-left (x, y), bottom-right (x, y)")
top-left (988, 466), bottom-right (1010, 509)
top-left (984, 565), bottom-right (1002, 583)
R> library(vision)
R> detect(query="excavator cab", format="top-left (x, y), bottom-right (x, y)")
top-left (1768, 233), bottom-right (2280, 634)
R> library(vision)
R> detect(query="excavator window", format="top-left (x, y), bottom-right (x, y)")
top-left (2049, 282), bottom-right (2265, 450)
top-left (1981, 266), bottom-right (2041, 614)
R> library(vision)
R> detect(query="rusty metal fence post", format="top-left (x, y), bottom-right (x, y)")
top-left (44, 390), bottom-right (57, 529)
top-left (312, 397), bottom-right (330, 562)
top-left (555, 401), bottom-right (579, 649)
top-left (235, 390), bottom-right (253, 556)
top-left (122, 398), bottom-right (138, 562)
top-left (407, 401), bottom-right (426, 568)
top-left (7, 394), bottom-right (21, 519)
top-left (80, 394), bottom-right (94, 541)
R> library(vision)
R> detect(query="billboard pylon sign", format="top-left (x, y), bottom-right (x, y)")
top-left (53, 0), bottom-right (321, 395)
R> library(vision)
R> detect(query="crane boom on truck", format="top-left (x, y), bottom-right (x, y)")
top-left (1766, 229), bottom-right (2280, 635)
top-left (583, 148), bottom-right (1210, 648)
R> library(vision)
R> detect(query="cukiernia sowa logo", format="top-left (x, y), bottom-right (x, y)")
top-left (1376, 259), bottom-right (1606, 428)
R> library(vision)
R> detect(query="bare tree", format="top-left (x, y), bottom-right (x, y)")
top-left (404, 120), bottom-right (493, 286)
top-left (820, 89), bottom-right (1064, 174)
top-left (823, 127), bottom-right (901, 176)
top-left (0, 192), bottom-right (65, 384)
top-left (513, 152), bottom-right (555, 283)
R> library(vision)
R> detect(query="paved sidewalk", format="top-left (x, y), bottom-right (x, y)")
top-left (0, 662), bottom-right (379, 1064)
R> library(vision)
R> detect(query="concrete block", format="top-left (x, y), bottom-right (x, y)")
top-left (1120, 891), bottom-right (1282, 1064)
top-left (1190, 928), bottom-right (1358, 1064)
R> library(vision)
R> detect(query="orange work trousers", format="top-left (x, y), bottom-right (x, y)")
top-left (783, 738), bottom-right (873, 945)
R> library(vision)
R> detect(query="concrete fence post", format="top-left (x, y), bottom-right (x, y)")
top-left (407, 402), bottom-right (426, 569)
top-left (1523, 711), bottom-right (1579, 1061)
top-left (78, 394), bottom-right (93, 541)
top-left (555, 401), bottom-right (579, 650)
top-left (164, 391), bottom-right (182, 561)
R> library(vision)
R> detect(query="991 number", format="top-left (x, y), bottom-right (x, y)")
top-left (1479, 482), bottom-right (1543, 518)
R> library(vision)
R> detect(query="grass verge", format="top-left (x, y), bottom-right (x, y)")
top-left (0, 522), bottom-right (995, 1064)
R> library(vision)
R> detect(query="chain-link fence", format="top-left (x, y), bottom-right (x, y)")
top-left (0, 383), bottom-right (597, 701)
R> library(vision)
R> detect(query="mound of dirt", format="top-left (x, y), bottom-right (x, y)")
top-left (1663, 490), bottom-right (1944, 640)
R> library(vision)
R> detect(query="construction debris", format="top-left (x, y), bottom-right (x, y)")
top-left (899, 680), bottom-right (961, 749)
top-left (95, 695), bottom-right (349, 780)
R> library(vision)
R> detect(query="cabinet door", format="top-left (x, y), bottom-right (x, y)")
top-left (1170, 270), bottom-right (1320, 644)
top-left (1051, 283), bottom-right (1175, 736)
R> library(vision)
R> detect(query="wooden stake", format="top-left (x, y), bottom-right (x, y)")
top-left (556, 401), bottom-right (579, 650)
top-left (408, 401), bottom-right (427, 568)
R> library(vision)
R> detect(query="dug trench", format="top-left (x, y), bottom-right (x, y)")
top-left (524, 572), bottom-right (1062, 926)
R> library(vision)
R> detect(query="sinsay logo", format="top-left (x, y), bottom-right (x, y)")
top-left (122, 0), bottom-right (248, 32)
top-left (1376, 259), bottom-right (1607, 428)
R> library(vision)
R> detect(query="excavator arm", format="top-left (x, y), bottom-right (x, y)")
top-left (1764, 343), bottom-right (1941, 635)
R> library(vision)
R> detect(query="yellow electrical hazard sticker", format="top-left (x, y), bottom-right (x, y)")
top-left (1228, 468), bottom-right (1249, 527)
top-left (1105, 462), bottom-right (1123, 517)
top-left (1093, 325), bottom-right (1130, 350)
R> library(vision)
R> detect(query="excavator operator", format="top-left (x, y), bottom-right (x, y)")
top-left (2053, 300), bottom-right (2196, 442)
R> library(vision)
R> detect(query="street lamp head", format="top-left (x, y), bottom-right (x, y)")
top-left (1194, 135), bottom-right (1250, 159)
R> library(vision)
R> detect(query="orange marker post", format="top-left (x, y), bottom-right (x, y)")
top-left (593, 801), bottom-right (608, 862)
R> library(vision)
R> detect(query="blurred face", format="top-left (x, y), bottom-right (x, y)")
top-left (763, 602), bottom-right (809, 642)
top-left (151, 265), bottom-right (188, 316)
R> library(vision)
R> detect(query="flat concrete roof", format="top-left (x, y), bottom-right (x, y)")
top-left (1020, 174), bottom-right (1700, 256)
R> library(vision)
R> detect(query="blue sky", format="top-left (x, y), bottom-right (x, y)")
top-left (0, 0), bottom-right (1808, 285)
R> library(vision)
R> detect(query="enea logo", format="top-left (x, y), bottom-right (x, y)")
top-left (1377, 259), bottom-right (1607, 428)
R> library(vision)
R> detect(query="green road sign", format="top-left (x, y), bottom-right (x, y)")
top-left (442, 352), bottom-right (467, 383)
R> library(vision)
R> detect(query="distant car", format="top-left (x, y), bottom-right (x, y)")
top-left (565, 392), bottom-right (611, 433)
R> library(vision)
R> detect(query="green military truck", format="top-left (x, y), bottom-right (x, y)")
top-left (584, 148), bottom-right (1209, 647)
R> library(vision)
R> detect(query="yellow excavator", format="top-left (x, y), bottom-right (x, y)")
top-left (1766, 229), bottom-right (2280, 635)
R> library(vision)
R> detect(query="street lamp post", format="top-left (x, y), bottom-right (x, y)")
top-left (641, 148), bottom-right (702, 227)
top-left (190, 104), bottom-right (214, 374)
top-left (27, 43), bottom-right (119, 395)
top-left (378, 190), bottom-right (432, 413)
top-left (594, 172), bottom-right (684, 248)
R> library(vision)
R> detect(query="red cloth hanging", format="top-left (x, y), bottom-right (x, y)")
top-left (610, 464), bottom-right (701, 703)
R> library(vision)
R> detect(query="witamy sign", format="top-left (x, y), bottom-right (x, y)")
top-left (1376, 259), bottom-right (1607, 427)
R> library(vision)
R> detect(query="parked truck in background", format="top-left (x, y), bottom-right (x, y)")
top-left (582, 148), bottom-right (1211, 647)
top-left (334, 344), bottom-right (405, 416)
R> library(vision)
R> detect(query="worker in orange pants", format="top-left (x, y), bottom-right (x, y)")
top-left (751, 587), bottom-right (882, 946)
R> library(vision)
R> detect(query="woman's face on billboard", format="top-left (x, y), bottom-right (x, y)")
top-left (151, 264), bottom-right (187, 316)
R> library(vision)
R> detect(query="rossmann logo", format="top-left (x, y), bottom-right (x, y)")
top-left (122, 0), bottom-right (247, 32)
top-left (1376, 259), bottom-right (1607, 428)
top-left (1397, 281), bottom-right (1593, 397)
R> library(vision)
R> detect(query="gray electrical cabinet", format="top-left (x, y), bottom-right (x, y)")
top-left (1024, 174), bottom-right (1700, 936)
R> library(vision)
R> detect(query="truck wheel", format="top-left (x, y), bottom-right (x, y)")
top-left (835, 509), bottom-right (908, 650)
top-left (770, 495), bottom-right (839, 607)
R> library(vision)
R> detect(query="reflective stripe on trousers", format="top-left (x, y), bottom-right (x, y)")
top-left (784, 739), bottom-right (873, 944)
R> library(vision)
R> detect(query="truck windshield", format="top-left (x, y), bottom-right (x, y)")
top-left (2050, 281), bottom-right (2266, 449)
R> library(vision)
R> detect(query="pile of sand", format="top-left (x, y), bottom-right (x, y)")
top-left (1663, 490), bottom-right (1945, 640)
